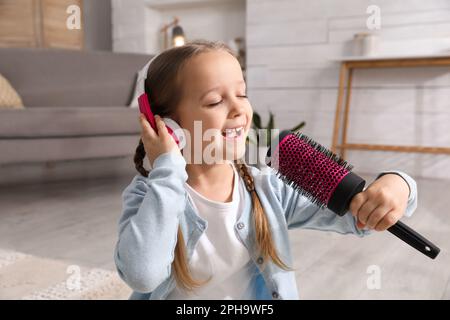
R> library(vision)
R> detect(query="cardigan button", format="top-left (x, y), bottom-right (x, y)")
top-left (237, 222), bottom-right (245, 230)
top-left (257, 257), bottom-right (264, 264)
top-left (272, 291), bottom-right (280, 299)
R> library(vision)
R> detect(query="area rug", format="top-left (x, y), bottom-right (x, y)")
top-left (0, 249), bottom-right (132, 299)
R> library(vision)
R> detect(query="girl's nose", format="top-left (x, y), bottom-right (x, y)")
top-left (228, 98), bottom-right (246, 118)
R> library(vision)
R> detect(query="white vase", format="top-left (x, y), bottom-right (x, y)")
top-left (353, 33), bottom-right (380, 56)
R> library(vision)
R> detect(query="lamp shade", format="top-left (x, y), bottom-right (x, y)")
top-left (172, 25), bottom-right (185, 47)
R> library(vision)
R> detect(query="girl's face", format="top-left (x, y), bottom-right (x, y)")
top-left (175, 50), bottom-right (253, 164)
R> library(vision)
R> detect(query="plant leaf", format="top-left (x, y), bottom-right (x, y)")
top-left (266, 112), bottom-right (275, 145)
top-left (290, 121), bottom-right (306, 132)
top-left (252, 112), bottom-right (262, 129)
top-left (247, 135), bottom-right (258, 145)
top-left (267, 112), bottom-right (275, 130)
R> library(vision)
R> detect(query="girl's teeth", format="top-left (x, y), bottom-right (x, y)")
top-left (226, 129), bottom-right (237, 138)
top-left (223, 127), bottom-right (243, 138)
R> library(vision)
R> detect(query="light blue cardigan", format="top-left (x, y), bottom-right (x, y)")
top-left (114, 150), bottom-right (417, 300)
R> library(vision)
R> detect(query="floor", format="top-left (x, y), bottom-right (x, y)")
top-left (0, 174), bottom-right (448, 299)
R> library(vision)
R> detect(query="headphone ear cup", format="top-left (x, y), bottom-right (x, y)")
top-left (162, 118), bottom-right (186, 150)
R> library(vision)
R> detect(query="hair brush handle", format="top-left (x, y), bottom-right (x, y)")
top-left (387, 220), bottom-right (440, 259)
top-left (328, 171), bottom-right (440, 258)
top-left (331, 172), bottom-right (440, 259)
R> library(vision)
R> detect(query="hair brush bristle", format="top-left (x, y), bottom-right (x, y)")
top-left (293, 132), bottom-right (353, 171)
top-left (271, 131), bottom-right (354, 208)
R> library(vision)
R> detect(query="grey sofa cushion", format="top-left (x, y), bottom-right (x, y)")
top-left (0, 48), bottom-right (151, 107)
top-left (0, 107), bottom-right (140, 137)
top-left (0, 135), bottom-right (140, 165)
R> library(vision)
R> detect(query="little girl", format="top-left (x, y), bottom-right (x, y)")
top-left (115, 40), bottom-right (417, 300)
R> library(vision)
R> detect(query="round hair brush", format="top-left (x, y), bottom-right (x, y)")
top-left (266, 131), bottom-right (440, 260)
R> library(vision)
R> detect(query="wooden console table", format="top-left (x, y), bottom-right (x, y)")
top-left (331, 54), bottom-right (450, 159)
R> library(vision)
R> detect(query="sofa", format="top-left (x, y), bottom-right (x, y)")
top-left (0, 48), bottom-right (151, 186)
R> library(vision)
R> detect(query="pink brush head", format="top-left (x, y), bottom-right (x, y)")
top-left (267, 131), bottom-right (365, 216)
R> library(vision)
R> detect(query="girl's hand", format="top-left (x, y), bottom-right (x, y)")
top-left (349, 174), bottom-right (410, 231)
top-left (139, 114), bottom-right (180, 167)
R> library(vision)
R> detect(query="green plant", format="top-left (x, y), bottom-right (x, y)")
top-left (248, 111), bottom-right (306, 146)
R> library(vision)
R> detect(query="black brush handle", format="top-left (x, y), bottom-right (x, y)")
top-left (330, 172), bottom-right (440, 259)
top-left (388, 220), bottom-right (440, 259)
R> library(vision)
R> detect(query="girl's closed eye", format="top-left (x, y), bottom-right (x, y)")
top-left (207, 100), bottom-right (223, 107)
top-left (237, 90), bottom-right (248, 99)
top-left (206, 95), bottom-right (248, 107)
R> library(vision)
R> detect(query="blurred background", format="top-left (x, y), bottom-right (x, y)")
top-left (0, 0), bottom-right (449, 299)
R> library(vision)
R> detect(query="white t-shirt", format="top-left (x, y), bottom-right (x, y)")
top-left (167, 163), bottom-right (254, 300)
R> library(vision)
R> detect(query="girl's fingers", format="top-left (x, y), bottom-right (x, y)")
top-left (349, 192), bottom-right (367, 217)
top-left (374, 209), bottom-right (399, 231)
top-left (356, 220), bottom-right (365, 230)
top-left (365, 205), bottom-right (390, 229)
top-left (139, 114), bottom-right (156, 139)
top-left (155, 115), bottom-right (169, 137)
top-left (357, 200), bottom-right (379, 225)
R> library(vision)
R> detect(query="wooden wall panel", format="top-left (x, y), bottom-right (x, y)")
top-left (0, 0), bottom-right (83, 49)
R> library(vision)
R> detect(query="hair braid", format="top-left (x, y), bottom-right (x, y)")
top-left (234, 160), bottom-right (290, 271)
top-left (134, 138), bottom-right (149, 178)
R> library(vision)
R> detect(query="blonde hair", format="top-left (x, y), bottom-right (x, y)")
top-left (133, 40), bottom-right (290, 291)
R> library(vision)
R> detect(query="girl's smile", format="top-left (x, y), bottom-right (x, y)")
top-left (222, 125), bottom-right (245, 140)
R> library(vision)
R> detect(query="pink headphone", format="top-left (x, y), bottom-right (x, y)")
top-left (137, 57), bottom-right (186, 150)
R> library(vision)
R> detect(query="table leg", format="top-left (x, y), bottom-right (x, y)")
top-left (341, 67), bottom-right (354, 160)
top-left (331, 63), bottom-right (347, 154)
